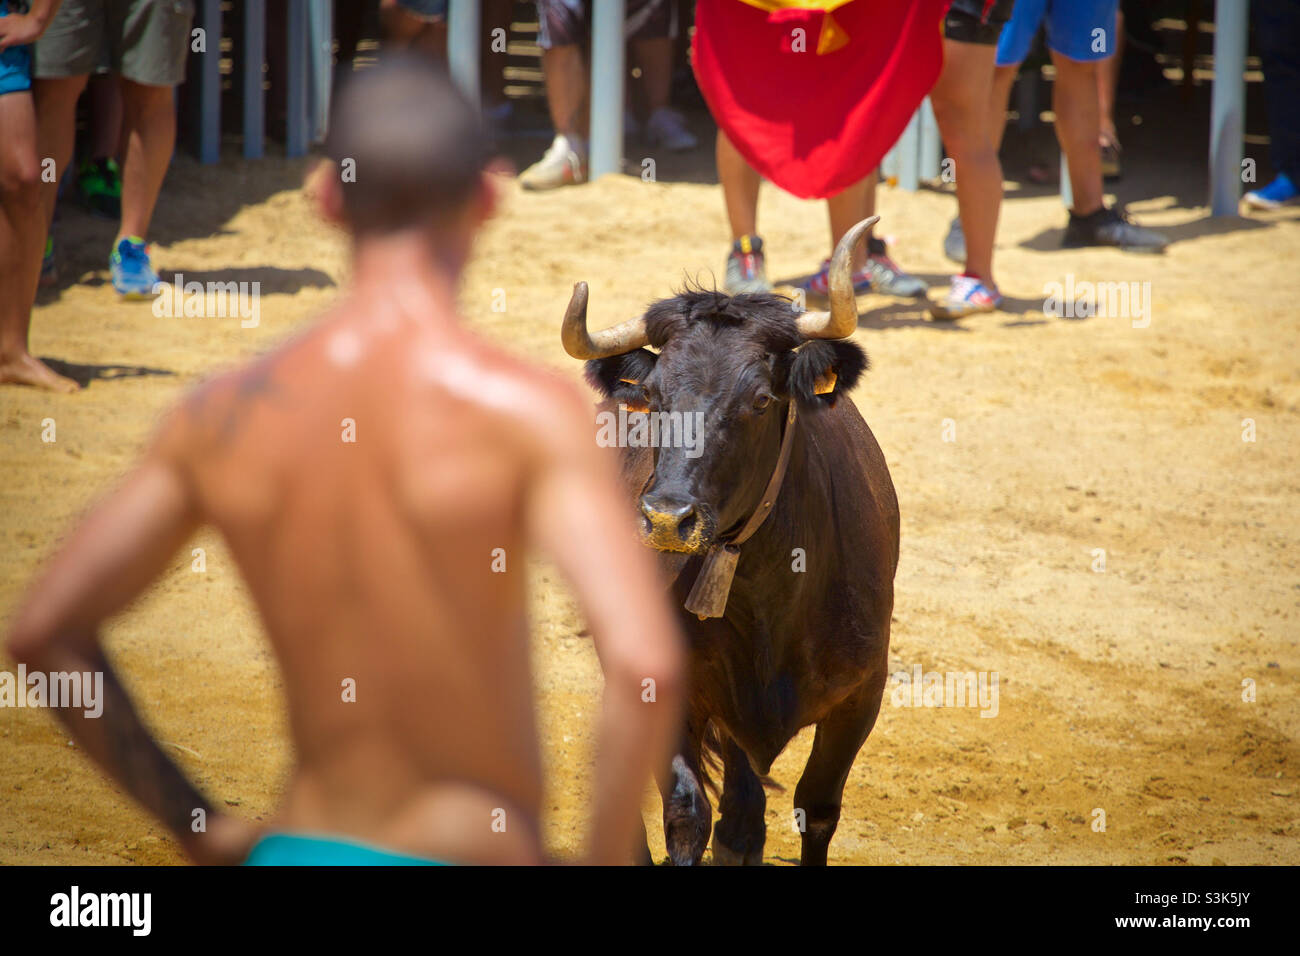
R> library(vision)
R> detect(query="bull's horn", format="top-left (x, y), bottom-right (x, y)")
top-left (561, 281), bottom-right (650, 360)
top-left (795, 215), bottom-right (879, 340)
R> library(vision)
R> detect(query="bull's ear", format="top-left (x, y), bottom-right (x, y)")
top-left (787, 340), bottom-right (868, 410)
top-left (584, 349), bottom-right (658, 408)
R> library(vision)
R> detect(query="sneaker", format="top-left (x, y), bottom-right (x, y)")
top-left (1243, 172), bottom-right (1298, 210)
top-left (520, 134), bottom-right (587, 191)
top-left (724, 235), bottom-right (772, 294)
top-left (39, 236), bottom-right (58, 288)
top-left (110, 236), bottom-right (160, 299)
top-left (77, 156), bottom-right (122, 219)
top-left (929, 273), bottom-right (1001, 320)
top-left (864, 237), bottom-right (926, 296)
top-left (1062, 205), bottom-right (1167, 253)
top-left (943, 215), bottom-right (966, 264)
top-left (797, 257), bottom-right (872, 299)
top-left (644, 107), bottom-right (698, 152)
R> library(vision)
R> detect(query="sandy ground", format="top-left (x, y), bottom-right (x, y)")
top-left (2, 108), bottom-right (1299, 865)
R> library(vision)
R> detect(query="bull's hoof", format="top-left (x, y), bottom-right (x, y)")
top-left (665, 824), bottom-right (709, 866)
top-left (711, 840), bottom-right (763, 866)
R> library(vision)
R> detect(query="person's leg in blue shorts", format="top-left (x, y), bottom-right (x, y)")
top-left (0, 0), bottom-right (79, 392)
top-left (992, 0), bottom-right (1167, 252)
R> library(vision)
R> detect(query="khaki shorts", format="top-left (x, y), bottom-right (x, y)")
top-left (34, 0), bottom-right (195, 86)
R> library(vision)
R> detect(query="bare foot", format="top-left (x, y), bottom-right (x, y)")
top-left (0, 353), bottom-right (80, 393)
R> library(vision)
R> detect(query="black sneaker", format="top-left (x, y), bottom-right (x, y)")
top-left (1063, 205), bottom-right (1167, 253)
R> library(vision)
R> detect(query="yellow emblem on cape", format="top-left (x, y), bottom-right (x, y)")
top-left (734, 0), bottom-right (856, 54)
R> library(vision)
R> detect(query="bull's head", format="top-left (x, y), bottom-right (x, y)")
top-left (563, 218), bottom-right (875, 555)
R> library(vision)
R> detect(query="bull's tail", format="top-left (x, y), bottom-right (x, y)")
top-left (695, 720), bottom-right (787, 796)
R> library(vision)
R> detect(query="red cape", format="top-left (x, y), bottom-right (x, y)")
top-left (692, 0), bottom-right (949, 199)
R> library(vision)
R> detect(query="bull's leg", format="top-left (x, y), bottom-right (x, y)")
top-left (660, 751), bottom-right (712, 866)
top-left (712, 737), bottom-right (766, 865)
top-left (793, 679), bottom-right (886, 866)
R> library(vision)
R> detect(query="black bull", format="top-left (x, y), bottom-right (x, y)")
top-left (564, 219), bottom-right (899, 865)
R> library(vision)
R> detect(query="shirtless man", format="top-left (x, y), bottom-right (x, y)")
top-left (5, 54), bottom-right (684, 866)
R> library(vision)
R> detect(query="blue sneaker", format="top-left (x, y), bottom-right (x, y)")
top-left (110, 236), bottom-right (159, 299)
top-left (1243, 173), bottom-right (1298, 210)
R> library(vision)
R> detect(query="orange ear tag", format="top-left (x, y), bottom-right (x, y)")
top-left (814, 369), bottom-right (838, 395)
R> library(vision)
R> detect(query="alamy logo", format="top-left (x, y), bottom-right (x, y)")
top-left (595, 406), bottom-right (706, 459)
top-left (50, 886), bottom-right (151, 936)
top-left (889, 666), bottom-right (999, 718)
top-left (1042, 275), bottom-right (1152, 328)
top-left (152, 273), bottom-right (261, 328)
top-left (0, 665), bottom-right (102, 718)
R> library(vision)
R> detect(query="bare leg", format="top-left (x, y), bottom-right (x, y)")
top-left (33, 74), bottom-right (87, 236)
top-left (117, 77), bottom-right (177, 241)
top-left (1097, 9), bottom-right (1124, 148)
top-left (379, 3), bottom-right (447, 59)
top-left (632, 35), bottom-right (672, 117)
top-left (824, 171), bottom-right (873, 272)
top-left (991, 64), bottom-right (1018, 153)
top-left (716, 129), bottom-right (760, 240)
top-left (89, 73), bottom-right (123, 161)
top-left (542, 44), bottom-right (588, 140)
top-left (930, 38), bottom-right (1003, 283)
top-left (0, 91), bottom-right (78, 392)
top-left (1049, 51), bottom-right (1104, 216)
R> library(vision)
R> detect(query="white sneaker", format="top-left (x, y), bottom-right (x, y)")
top-left (644, 108), bottom-right (698, 152)
top-left (520, 134), bottom-right (587, 191)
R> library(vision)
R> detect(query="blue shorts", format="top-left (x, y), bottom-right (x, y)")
top-left (395, 0), bottom-right (447, 21)
top-left (996, 0), bottom-right (1120, 66)
top-left (243, 832), bottom-right (450, 866)
top-left (0, 1), bottom-right (33, 96)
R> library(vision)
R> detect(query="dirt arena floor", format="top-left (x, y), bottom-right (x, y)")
top-left (2, 109), bottom-right (1299, 865)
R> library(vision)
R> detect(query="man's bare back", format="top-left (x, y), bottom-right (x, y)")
top-left (177, 283), bottom-right (564, 862)
top-left (7, 55), bottom-right (683, 866)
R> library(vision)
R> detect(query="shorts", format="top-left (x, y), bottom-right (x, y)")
top-left (33, 0), bottom-right (195, 86)
top-left (536, 0), bottom-right (675, 51)
top-left (0, 0), bottom-right (33, 95)
top-left (944, 0), bottom-right (1016, 45)
top-left (996, 0), bottom-right (1119, 66)
top-left (244, 832), bottom-right (450, 866)
top-left (394, 0), bottom-right (447, 23)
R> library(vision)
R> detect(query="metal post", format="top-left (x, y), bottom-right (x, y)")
top-left (286, 0), bottom-right (309, 157)
top-left (1209, 0), bottom-right (1247, 216)
top-left (448, 0), bottom-right (482, 107)
top-left (897, 107), bottom-right (921, 192)
top-left (918, 97), bottom-right (941, 182)
top-left (307, 0), bottom-right (333, 144)
top-left (1060, 151), bottom-right (1073, 209)
top-left (243, 0), bottom-right (265, 159)
top-left (197, 0), bottom-right (222, 163)
top-left (589, 0), bottom-right (626, 180)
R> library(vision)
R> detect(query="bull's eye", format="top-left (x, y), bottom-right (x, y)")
top-left (753, 393), bottom-right (774, 413)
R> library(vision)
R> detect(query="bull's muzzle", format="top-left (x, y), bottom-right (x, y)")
top-left (639, 493), bottom-right (710, 554)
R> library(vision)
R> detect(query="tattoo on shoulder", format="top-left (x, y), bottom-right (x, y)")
top-left (189, 360), bottom-right (286, 447)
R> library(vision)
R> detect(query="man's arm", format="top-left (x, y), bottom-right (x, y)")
top-left (0, 0), bottom-right (63, 49)
top-left (5, 413), bottom-right (256, 864)
top-left (525, 383), bottom-right (685, 866)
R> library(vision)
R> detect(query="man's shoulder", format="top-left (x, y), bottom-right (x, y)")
top-left (410, 336), bottom-right (593, 436)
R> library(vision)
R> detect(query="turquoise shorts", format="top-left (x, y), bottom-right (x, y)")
top-left (244, 832), bottom-right (450, 866)
top-left (0, 1), bottom-right (33, 96)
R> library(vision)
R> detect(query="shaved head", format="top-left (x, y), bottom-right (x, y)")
top-left (325, 53), bottom-right (493, 235)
